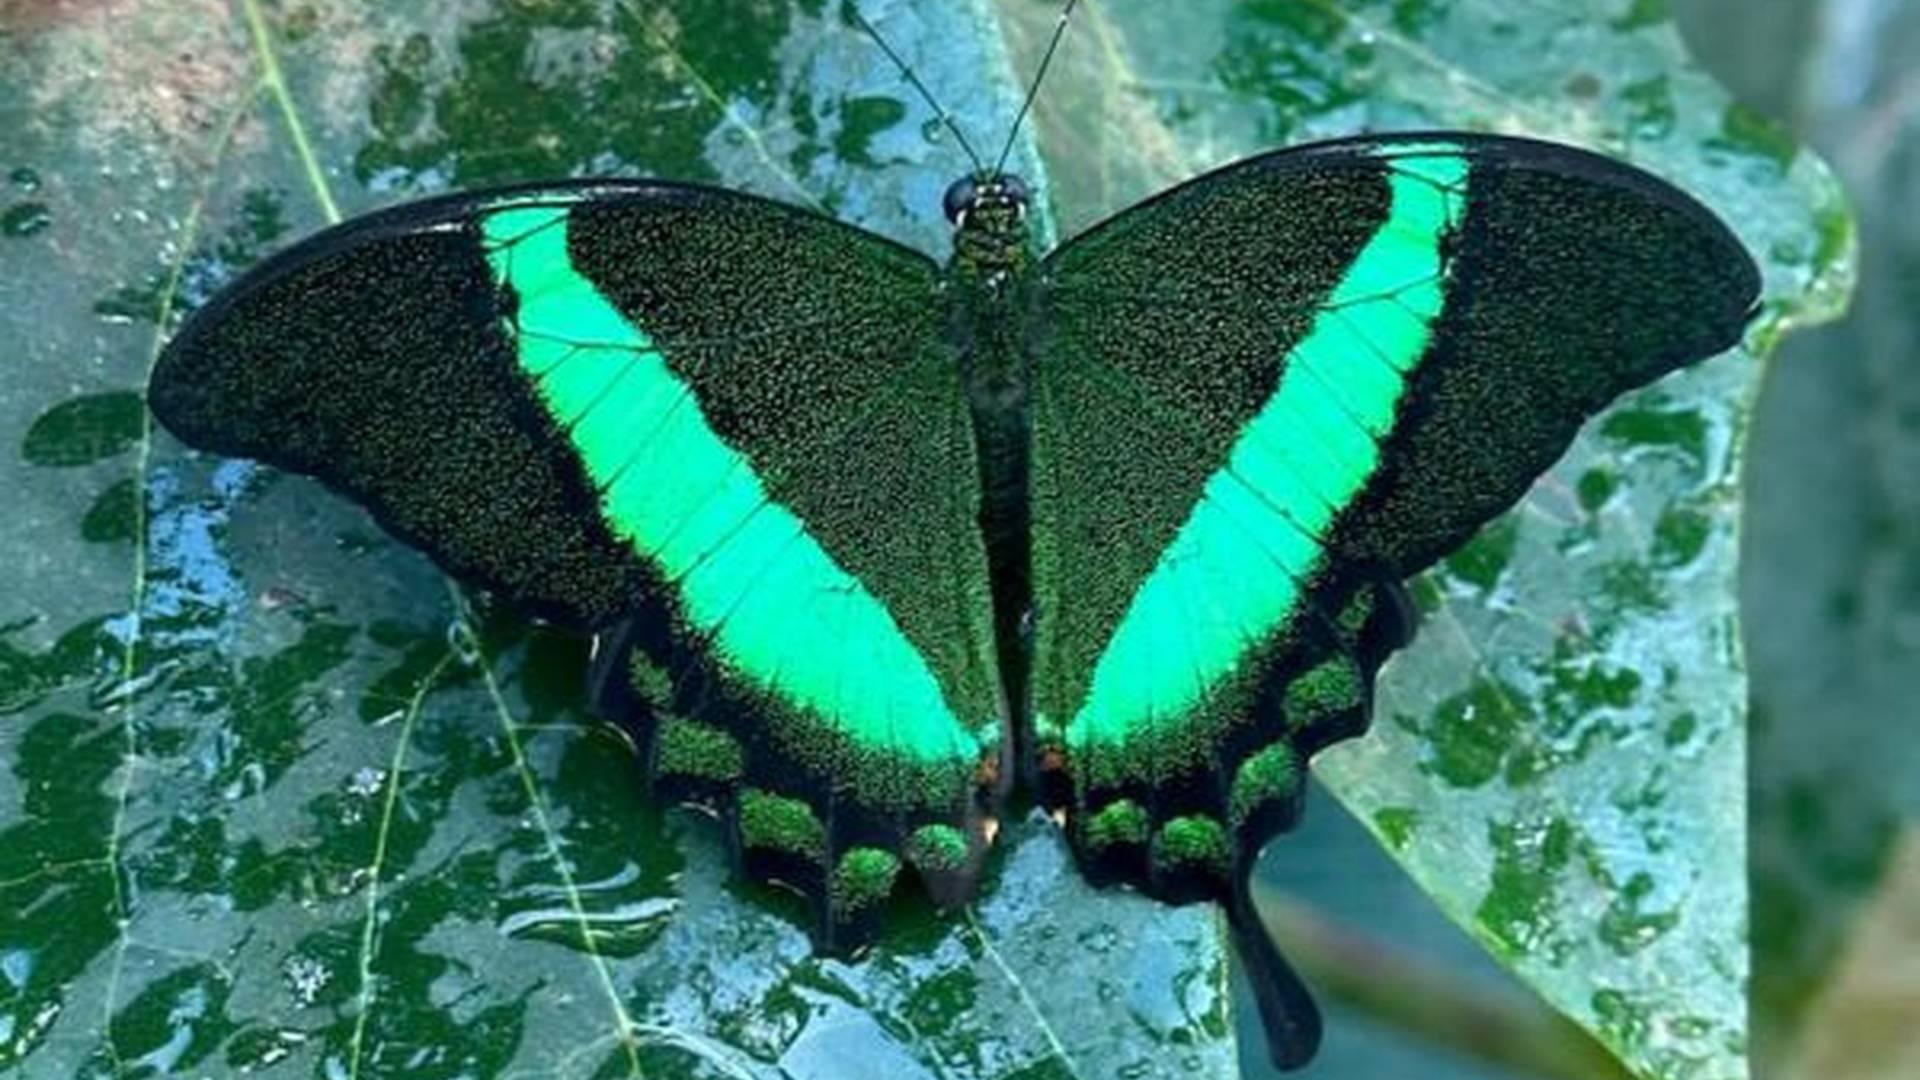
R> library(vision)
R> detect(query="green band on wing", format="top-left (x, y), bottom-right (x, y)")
top-left (1065, 146), bottom-right (1469, 746)
top-left (480, 203), bottom-right (980, 766)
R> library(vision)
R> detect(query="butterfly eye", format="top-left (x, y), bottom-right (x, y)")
top-left (943, 176), bottom-right (979, 223)
top-left (998, 173), bottom-right (1030, 207)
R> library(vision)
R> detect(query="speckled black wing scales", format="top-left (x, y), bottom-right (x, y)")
top-left (150, 182), bottom-right (1006, 944)
top-left (1028, 133), bottom-right (1758, 907)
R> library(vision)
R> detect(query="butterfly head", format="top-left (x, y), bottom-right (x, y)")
top-left (943, 172), bottom-right (1029, 225)
top-left (945, 172), bottom-right (1031, 280)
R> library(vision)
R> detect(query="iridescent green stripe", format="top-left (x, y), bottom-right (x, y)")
top-left (1064, 146), bottom-right (1469, 746)
top-left (480, 203), bottom-right (980, 765)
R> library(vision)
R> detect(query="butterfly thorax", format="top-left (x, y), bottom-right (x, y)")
top-left (950, 207), bottom-right (1029, 285)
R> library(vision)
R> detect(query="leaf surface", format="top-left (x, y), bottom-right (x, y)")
top-left (0, 2), bottom-right (1852, 1079)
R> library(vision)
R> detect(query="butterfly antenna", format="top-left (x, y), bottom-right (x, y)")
top-left (991, 0), bottom-right (1079, 179)
top-left (853, 7), bottom-right (987, 176)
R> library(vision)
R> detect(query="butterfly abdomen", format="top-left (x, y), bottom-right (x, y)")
top-left (954, 266), bottom-right (1039, 751)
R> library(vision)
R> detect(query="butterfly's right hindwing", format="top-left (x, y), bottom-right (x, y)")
top-left (151, 183), bottom-right (1006, 941)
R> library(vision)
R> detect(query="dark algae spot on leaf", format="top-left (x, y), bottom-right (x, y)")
top-left (0, 616), bottom-right (113, 715)
top-left (833, 95), bottom-right (908, 165)
top-left (80, 476), bottom-right (140, 544)
top-left (1663, 711), bottom-right (1697, 748)
top-left (1373, 806), bottom-right (1420, 851)
top-left (1610, 0), bottom-right (1671, 31)
top-left (0, 711), bottom-right (122, 1070)
top-left (1543, 649), bottom-right (1643, 717)
top-left (1651, 504), bottom-right (1713, 568)
top-left (1387, 0), bottom-right (1444, 36)
top-left (1599, 403), bottom-right (1710, 476)
top-left (1619, 74), bottom-right (1677, 140)
top-left (1597, 871), bottom-right (1681, 956)
top-left (1576, 466), bottom-right (1619, 513)
top-left (1216, 2), bottom-right (1368, 139)
top-left (1596, 558), bottom-right (1671, 616)
top-left (102, 963), bottom-right (237, 1073)
top-left (357, 620), bottom-right (463, 723)
top-left (21, 391), bottom-right (145, 467)
top-left (902, 966), bottom-right (981, 1035)
top-left (224, 619), bottom-right (358, 791)
top-left (1, 201), bottom-right (51, 237)
top-left (1489, 643), bottom-right (1646, 785)
top-left (1478, 816), bottom-right (1579, 961)
top-left (1424, 677), bottom-right (1529, 789)
top-left (1712, 100), bottom-right (1798, 171)
top-left (1590, 987), bottom-right (1654, 1056)
top-left (1442, 516), bottom-right (1521, 592)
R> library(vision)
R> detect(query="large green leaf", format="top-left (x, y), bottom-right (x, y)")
top-left (0, 3), bottom-right (1851, 1080)
top-left (1000, 1), bottom-right (1849, 1078)
top-left (0, 2), bottom-right (1229, 1077)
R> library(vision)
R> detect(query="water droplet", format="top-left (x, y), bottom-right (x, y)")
top-left (346, 766), bottom-right (386, 797)
top-left (1077, 923), bottom-right (1119, 953)
top-left (283, 954), bottom-right (331, 1007)
top-left (448, 618), bottom-right (481, 664)
top-left (0, 948), bottom-right (33, 990)
top-left (8, 166), bottom-right (39, 192)
top-left (2, 202), bottom-right (51, 237)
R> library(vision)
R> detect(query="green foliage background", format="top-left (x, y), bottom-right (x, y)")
top-left (0, 1), bottom-right (1897, 1079)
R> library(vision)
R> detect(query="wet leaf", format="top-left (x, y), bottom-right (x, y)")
top-left (21, 392), bottom-right (146, 467)
top-left (0, 3), bottom-right (1850, 1080)
top-left (0, 1), bottom-right (1220, 1077)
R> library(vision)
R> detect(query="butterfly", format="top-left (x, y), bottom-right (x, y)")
top-left (145, 7), bottom-right (1759, 1069)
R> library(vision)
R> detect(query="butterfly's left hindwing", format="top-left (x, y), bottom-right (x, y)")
top-left (1027, 134), bottom-right (1759, 901)
top-left (151, 182), bottom-right (1006, 941)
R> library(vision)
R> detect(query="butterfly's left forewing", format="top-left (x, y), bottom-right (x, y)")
top-left (1028, 134), bottom-right (1758, 897)
top-left (152, 182), bottom-right (1005, 941)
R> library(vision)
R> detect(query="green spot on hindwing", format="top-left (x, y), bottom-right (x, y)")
top-left (1081, 800), bottom-right (1152, 854)
top-left (1335, 588), bottom-right (1376, 640)
top-left (1229, 742), bottom-right (1305, 830)
top-left (1284, 655), bottom-right (1363, 733)
top-left (737, 789), bottom-right (826, 859)
top-left (830, 847), bottom-right (902, 917)
top-left (1066, 145), bottom-right (1469, 748)
top-left (625, 649), bottom-right (674, 712)
top-left (904, 824), bottom-right (971, 873)
top-left (1152, 815), bottom-right (1231, 878)
top-left (652, 718), bottom-right (744, 785)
